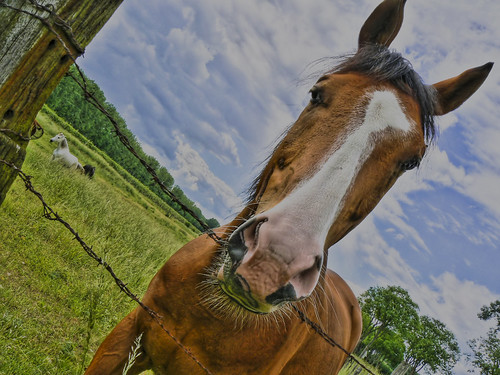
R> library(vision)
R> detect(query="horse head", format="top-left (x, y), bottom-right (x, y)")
top-left (216, 0), bottom-right (492, 315)
top-left (50, 132), bottom-right (67, 145)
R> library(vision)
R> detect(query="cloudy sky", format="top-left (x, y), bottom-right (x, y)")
top-left (78, 0), bottom-right (500, 372)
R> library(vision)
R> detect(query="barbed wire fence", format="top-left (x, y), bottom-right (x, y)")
top-left (0, 1), bottom-right (377, 374)
top-left (0, 158), bottom-right (215, 375)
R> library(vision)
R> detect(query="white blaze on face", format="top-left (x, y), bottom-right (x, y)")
top-left (366, 90), bottom-right (413, 133)
top-left (263, 90), bottom-right (415, 245)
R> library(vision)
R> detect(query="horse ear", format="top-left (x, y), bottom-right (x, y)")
top-left (358, 0), bottom-right (406, 49)
top-left (432, 62), bottom-right (493, 116)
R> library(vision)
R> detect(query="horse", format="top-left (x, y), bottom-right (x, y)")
top-left (50, 132), bottom-right (95, 178)
top-left (85, 0), bottom-right (492, 374)
top-left (83, 164), bottom-right (96, 179)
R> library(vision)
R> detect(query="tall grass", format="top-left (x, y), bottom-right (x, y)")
top-left (0, 109), bottom-right (195, 374)
top-left (339, 356), bottom-right (382, 375)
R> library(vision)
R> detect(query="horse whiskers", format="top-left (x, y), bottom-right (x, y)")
top-left (295, 299), bottom-right (320, 328)
top-left (198, 253), bottom-right (293, 332)
top-left (198, 277), bottom-right (292, 332)
top-left (311, 290), bottom-right (327, 330)
top-left (292, 276), bottom-right (331, 332)
top-left (315, 274), bottom-right (334, 328)
top-left (198, 251), bottom-right (336, 335)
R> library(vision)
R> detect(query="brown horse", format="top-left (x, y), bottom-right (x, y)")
top-left (85, 0), bottom-right (492, 374)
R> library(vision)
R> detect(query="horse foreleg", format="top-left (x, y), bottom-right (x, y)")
top-left (85, 308), bottom-right (151, 375)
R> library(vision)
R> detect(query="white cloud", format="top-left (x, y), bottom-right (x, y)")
top-left (164, 24), bottom-right (215, 84)
top-left (415, 273), bottom-right (499, 346)
top-left (190, 121), bottom-right (241, 166)
top-left (141, 137), bottom-right (242, 223)
top-left (413, 273), bottom-right (500, 374)
top-left (329, 216), bottom-right (422, 289)
top-left (422, 148), bottom-right (468, 188)
top-left (169, 133), bottom-right (243, 222)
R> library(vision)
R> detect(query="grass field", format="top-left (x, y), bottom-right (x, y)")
top-left (339, 357), bottom-right (382, 375)
top-left (0, 107), bottom-right (197, 374)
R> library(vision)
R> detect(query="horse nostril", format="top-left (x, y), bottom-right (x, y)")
top-left (290, 255), bottom-right (323, 299)
top-left (300, 255), bottom-right (323, 281)
top-left (265, 283), bottom-right (297, 305)
top-left (314, 255), bottom-right (323, 271)
top-left (227, 227), bottom-right (247, 264)
top-left (227, 217), bottom-right (265, 264)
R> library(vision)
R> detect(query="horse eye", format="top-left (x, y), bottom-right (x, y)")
top-left (309, 87), bottom-right (323, 105)
top-left (401, 157), bottom-right (421, 171)
top-left (277, 157), bottom-right (287, 170)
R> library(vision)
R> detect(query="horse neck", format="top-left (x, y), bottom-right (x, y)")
top-left (58, 138), bottom-right (69, 150)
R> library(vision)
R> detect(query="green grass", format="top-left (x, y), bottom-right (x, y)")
top-left (0, 108), bottom-right (196, 374)
top-left (339, 356), bottom-right (382, 375)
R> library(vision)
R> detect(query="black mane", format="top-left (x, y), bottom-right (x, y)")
top-left (330, 44), bottom-right (438, 142)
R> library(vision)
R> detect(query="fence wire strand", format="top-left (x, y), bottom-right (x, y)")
top-left (0, 158), bottom-right (214, 375)
top-left (0, 1), bottom-right (377, 374)
top-left (65, 69), bottom-right (225, 246)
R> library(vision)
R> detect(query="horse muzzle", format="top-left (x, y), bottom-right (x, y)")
top-left (217, 216), bottom-right (323, 314)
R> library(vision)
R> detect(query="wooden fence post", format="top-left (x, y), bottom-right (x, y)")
top-left (0, 0), bottom-right (124, 205)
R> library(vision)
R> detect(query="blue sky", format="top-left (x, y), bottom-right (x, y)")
top-left (78, 0), bottom-right (500, 372)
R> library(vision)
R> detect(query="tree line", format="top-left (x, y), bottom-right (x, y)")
top-left (468, 300), bottom-right (500, 375)
top-left (350, 285), bottom-right (499, 375)
top-left (45, 65), bottom-right (219, 231)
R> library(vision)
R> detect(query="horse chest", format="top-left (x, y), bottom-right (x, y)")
top-left (146, 321), bottom-right (346, 375)
top-left (52, 148), bottom-right (64, 157)
top-left (137, 236), bottom-right (355, 374)
top-left (145, 320), bottom-right (327, 374)
top-left (52, 148), bottom-right (77, 167)
top-left (141, 291), bottom-right (345, 374)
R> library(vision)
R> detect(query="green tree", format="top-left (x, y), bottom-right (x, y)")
top-left (468, 300), bottom-right (500, 374)
top-left (355, 287), bottom-right (460, 375)
top-left (468, 329), bottom-right (500, 375)
top-left (401, 315), bottom-right (460, 375)
top-left (479, 301), bottom-right (500, 328)
top-left (351, 286), bottom-right (419, 374)
top-left (364, 329), bottom-right (405, 373)
top-left (206, 218), bottom-right (220, 229)
top-left (357, 286), bottom-right (420, 356)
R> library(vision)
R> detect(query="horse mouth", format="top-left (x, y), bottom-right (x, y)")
top-left (216, 256), bottom-right (276, 314)
top-left (218, 280), bottom-right (268, 315)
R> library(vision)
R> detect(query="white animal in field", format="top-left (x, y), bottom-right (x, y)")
top-left (50, 132), bottom-right (84, 171)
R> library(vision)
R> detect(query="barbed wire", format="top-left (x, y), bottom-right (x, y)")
top-left (0, 158), bottom-right (214, 375)
top-left (1, 0), bottom-right (223, 244)
top-left (0, 1), bottom-right (376, 374)
top-left (0, 127), bottom-right (41, 141)
top-left (65, 69), bottom-right (225, 246)
top-left (0, 120), bottom-right (44, 141)
top-left (292, 306), bottom-right (377, 375)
